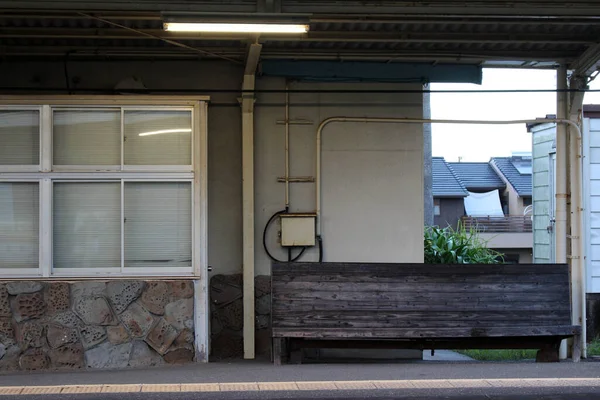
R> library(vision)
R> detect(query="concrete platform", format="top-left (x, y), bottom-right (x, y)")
top-left (423, 350), bottom-right (475, 361)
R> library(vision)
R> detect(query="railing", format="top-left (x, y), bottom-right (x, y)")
top-left (461, 215), bottom-right (533, 233)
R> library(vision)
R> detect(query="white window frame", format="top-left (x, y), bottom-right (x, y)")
top-left (51, 106), bottom-right (195, 172)
top-left (0, 96), bottom-right (208, 279)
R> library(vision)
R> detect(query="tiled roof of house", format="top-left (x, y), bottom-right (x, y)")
top-left (491, 157), bottom-right (532, 196)
top-left (447, 162), bottom-right (506, 191)
top-left (432, 157), bottom-right (468, 197)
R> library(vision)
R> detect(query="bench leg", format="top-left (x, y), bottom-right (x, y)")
top-left (536, 342), bottom-right (560, 363)
top-left (572, 334), bottom-right (582, 362)
top-left (273, 338), bottom-right (284, 366)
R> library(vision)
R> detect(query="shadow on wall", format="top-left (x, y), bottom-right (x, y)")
top-left (210, 275), bottom-right (271, 360)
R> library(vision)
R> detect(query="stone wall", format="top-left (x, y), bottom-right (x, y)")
top-left (0, 280), bottom-right (195, 372)
top-left (209, 275), bottom-right (271, 360)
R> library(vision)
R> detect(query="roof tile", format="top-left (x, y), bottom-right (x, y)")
top-left (432, 157), bottom-right (468, 197)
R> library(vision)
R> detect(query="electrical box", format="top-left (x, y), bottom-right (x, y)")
top-left (280, 213), bottom-right (316, 247)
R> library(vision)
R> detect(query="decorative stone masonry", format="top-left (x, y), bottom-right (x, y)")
top-left (210, 274), bottom-right (271, 360)
top-left (0, 280), bottom-right (196, 372)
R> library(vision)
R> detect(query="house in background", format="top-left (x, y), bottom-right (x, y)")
top-left (432, 155), bottom-right (533, 263)
top-left (491, 155), bottom-right (534, 216)
top-left (449, 161), bottom-right (508, 213)
top-left (432, 157), bottom-right (468, 228)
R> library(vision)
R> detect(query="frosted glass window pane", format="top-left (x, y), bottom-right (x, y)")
top-left (53, 183), bottom-right (120, 269)
top-left (124, 182), bottom-right (191, 269)
top-left (124, 111), bottom-right (192, 165)
top-left (0, 183), bottom-right (39, 269)
top-left (53, 110), bottom-right (121, 165)
top-left (0, 110), bottom-right (40, 165)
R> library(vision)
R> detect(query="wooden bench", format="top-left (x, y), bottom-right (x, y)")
top-left (271, 262), bottom-right (581, 364)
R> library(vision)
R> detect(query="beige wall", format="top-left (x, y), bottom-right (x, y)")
top-left (254, 79), bottom-right (424, 274)
top-left (492, 163), bottom-right (525, 216)
top-left (0, 61), bottom-right (425, 277)
top-left (480, 232), bottom-right (533, 249)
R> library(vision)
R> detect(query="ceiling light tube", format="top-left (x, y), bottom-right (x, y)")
top-left (164, 22), bottom-right (309, 34)
top-left (139, 128), bottom-right (192, 136)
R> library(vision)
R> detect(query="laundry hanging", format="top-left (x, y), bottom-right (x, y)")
top-left (463, 190), bottom-right (504, 217)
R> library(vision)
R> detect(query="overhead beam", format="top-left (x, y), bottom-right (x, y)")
top-left (4, 13), bottom-right (600, 26)
top-left (0, 28), bottom-right (596, 45)
top-left (3, 1), bottom-right (600, 15)
top-left (570, 43), bottom-right (600, 79)
top-left (0, 45), bottom-right (579, 64)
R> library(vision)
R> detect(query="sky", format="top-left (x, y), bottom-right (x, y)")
top-left (431, 69), bottom-right (600, 162)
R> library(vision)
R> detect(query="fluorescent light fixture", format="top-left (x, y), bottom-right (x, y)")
top-left (164, 22), bottom-right (308, 34)
top-left (139, 128), bottom-right (192, 137)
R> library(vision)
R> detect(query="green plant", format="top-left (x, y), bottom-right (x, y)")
top-left (587, 338), bottom-right (600, 356)
top-left (457, 349), bottom-right (537, 361)
top-left (424, 223), bottom-right (504, 264)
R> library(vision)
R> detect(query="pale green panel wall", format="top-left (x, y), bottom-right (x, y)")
top-left (533, 157), bottom-right (550, 173)
top-left (531, 124), bottom-right (556, 264)
top-left (533, 171), bottom-right (549, 188)
top-left (534, 244), bottom-right (550, 260)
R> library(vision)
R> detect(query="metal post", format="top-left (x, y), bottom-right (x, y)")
top-left (423, 84), bottom-right (434, 227)
top-left (556, 66), bottom-right (569, 360)
top-left (242, 43), bottom-right (262, 360)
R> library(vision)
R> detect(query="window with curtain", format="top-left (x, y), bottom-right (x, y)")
top-left (0, 110), bottom-right (40, 165)
top-left (0, 183), bottom-right (39, 269)
top-left (53, 110), bottom-right (121, 166)
top-left (0, 103), bottom-right (202, 277)
top-left (53, 182), bottom-right (121, 269)
top-left (124, 182), bottom-right (192, 269)
top-left (124, 110), bottom-right (192, 165)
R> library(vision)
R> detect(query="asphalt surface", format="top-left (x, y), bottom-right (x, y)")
top-left (2, 360), bottom-right (600, 387)
top-left (0, 358), bottom-right (599, 399)
top-left (1, 388), bottom-right (600, 400)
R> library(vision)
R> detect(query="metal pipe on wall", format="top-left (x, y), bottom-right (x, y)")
top-left (556, 66), bottom-right (568, 360)
top-left (285, 82), bottom-right (290, 209)
top-left (315, 116), bottom-right (581, 237)
top-left (569, 112), bottom-right (585, 361)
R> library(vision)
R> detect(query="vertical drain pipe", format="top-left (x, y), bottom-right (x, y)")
top-left (285, 82), bottom-right (290, 210)
top-left (242, 43), bottom-right (261, 360)
top-left (569, 111), bottom-right (585, 361)
top-left (556, 66), bottom-right (569, 360)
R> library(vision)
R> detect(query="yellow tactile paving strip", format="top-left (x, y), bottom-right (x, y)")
top-left (0, 378), bottom-right (598, 395)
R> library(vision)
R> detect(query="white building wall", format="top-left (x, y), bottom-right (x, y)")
top-left (531, 123), bottom-right (557, 264)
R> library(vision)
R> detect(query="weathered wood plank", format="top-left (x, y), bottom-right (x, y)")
top-left (273, 273), bottom-right (568, 284)
top-left (273, 291), bottom-right (569, 304)
top-left (289, 337), bottom-right (559, 351)
top-left (273, 301), bottom-right (571, 312)
top-left (273, 281), bottom-right (569, 293)
top-left (272, 326), bottom-right (581, 339)
top-left (273, 310), bottom-right (570, 320)
top-left (273, 319), bottom-right (572, 329)
top-left (272, 263), bottom-right (568, 276)
top-left (272, 310), bottom-right (571, 325)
